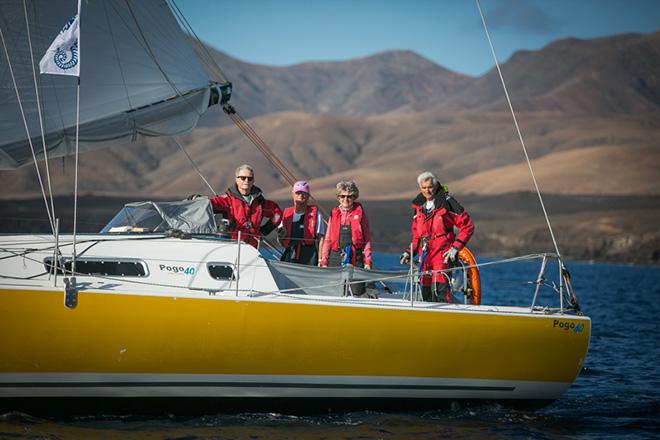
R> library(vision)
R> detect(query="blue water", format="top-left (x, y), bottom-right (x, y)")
top-left (2, 254), bottom-right (659, 439)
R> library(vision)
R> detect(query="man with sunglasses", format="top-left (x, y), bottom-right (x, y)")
top-left (278, 180), bottom-right (326, 266)
top-left (210, 164), bottom-right (282, 247)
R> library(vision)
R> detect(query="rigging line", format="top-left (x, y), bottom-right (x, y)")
top-left (225, 109), bottom-right (330, 218)
top-left (167, 0), bottom-right (229, 84)
top-left (121, 0), bottom-right (211, 122)
top-left (122, 0), bottom-right (182, 98)
top-left (2, 245), bottom-right (412, 292)
top-left (475, 0), bottom-right (562, 259)
top-left (23, 0), bottom-right (56, 232)
top-left (72, 78), bottom-right (81, 275)
top-left (71, 0), bottom-right (83, 277)
top-left (102, 0), bottom-right (133, 110)
top-left (226, 112), bottom-right (297, 183)
top-left (171, 136), bottom-right (217, 195)
top-left (1, 240), bottom-right (557, 298)
top-left (0, 25), bottom-right (55, 236)
top-left (227, 113), bottom-right (296, 183)
top-left (105, 0), bottom-right (225, 203)
top-left (121, 0), bottom-right (207, 121)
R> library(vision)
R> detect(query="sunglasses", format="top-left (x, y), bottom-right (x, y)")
top-left (236, 175), bottom-right (254, 181)
top-left (338, 194), bottom-right (354, 199)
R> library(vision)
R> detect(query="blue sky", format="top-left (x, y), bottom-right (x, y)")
top-left (176, 0), bottom-right (660, 76)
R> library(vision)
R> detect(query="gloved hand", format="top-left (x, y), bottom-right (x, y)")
top-left (443, 246), bottom-right (459, 263)
top-left (276, 226), bottom-right (286, 240)
top-left (364, 263), bottom-right (372, 270)
top-left (318, 260), bottom-right (328, 267)
top-left (399, 251), bottom-right (411, 265)
top-left (186, 194), bottom-right (203, 200)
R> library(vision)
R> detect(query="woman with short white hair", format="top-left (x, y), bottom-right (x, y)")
top-left (319, 180), bottom-right (373, 296)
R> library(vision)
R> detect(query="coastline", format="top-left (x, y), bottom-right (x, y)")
top-left (1, 193), bottom-right (658, 265)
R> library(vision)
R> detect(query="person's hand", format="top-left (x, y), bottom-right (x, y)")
top-left (318, 261), bottom-right (328, 267)
top-left (277, 227), bottom-right (286, 240)
top-left (364, 263), bottom-right (372, 270)
top-left (399, 251), bottom-right (411, 265)
top-left (443, 246), bottom-right (458, 263)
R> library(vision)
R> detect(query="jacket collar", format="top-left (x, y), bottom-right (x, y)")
top-left (228, 185), bottom-right (264, 205)
top-left (412, 183), bottom-right (446, 208)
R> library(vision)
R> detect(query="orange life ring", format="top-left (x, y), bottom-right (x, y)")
top-left (458, 247), bottom-right (481, 305)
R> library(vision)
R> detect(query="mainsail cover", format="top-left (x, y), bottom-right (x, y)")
top-left (0, 0), bottom-right (224, 169)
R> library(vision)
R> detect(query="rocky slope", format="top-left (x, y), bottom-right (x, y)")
top-left (1, 31), bottom-right (659, 263)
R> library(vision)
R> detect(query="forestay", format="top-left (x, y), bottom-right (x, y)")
top-left (0, 0), bottom-right (223, 169)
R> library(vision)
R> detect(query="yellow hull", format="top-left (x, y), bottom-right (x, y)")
top-left (0, 288), bottom-right (590, 401)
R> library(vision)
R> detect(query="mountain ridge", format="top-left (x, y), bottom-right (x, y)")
top-left (1, 30), bottom-right (659, 200)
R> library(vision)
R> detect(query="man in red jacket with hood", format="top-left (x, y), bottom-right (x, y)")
top-left (401, 171), bottom-right (474, 302)
top-left (210, 164), bottom-right (282, 248)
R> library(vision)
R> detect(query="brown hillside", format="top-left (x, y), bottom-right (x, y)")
top-left (3, 110), bottom-right (658, 200)
top-left (451, 144), bottom-right (660, 196)
top-left (1, 32), bottom-right (659, 201)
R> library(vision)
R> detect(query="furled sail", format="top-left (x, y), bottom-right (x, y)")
top-left (0, 0), bottom-right (229, 169)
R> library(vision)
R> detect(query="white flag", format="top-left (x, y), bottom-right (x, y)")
top-left (39, 12), bottom-right (80, 76)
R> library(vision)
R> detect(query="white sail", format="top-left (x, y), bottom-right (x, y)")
top-left (0, 0), bottom-right (226, 169)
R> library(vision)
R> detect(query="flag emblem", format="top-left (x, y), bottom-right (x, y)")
top-left (40, 14), bottom-right (80, 76)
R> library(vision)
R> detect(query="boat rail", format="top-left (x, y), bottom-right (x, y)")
top-left (0, 232), bottom-right (580, 315)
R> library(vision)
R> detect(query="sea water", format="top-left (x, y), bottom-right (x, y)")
top-left (1, 254), bottom-right (659, 439)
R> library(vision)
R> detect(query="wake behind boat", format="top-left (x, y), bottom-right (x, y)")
top-left (0, 0), bottom-right (590, 413)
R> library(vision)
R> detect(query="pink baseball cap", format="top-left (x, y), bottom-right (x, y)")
top-left (292, 180), bottom-right (310, 194)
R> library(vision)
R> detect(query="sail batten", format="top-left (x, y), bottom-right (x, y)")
top-left (0, 0), bottom-right (225, 170)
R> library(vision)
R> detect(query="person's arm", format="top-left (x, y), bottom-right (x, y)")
top-left (210, 193), bottom-right (230, 215)
top-left (316, 210), bottom-right (326, 257)
top-left (361, 212), bottom-right (372, 268)
top-left (400, 209), bottom-right (418, 264)
top-left (451, 210), bottom-right (474, 250)
top-left (260, 199), bottom-right (283, 236)
top-left (319, 215), bottom-right (332, 267)
top-left (410, 209), bottom-right (419, 255)
top-left (445, 196), bottom-right (474, 250)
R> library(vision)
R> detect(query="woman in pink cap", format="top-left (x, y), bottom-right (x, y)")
top-left (278, 180), bottom-right (326, 266)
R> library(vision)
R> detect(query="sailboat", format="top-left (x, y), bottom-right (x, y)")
top-left (0, 0), bottom-right (590, 413)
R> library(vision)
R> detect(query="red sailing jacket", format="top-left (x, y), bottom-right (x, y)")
top-left (411, 189), bottom-right (474, 257)
top-left (326, 202), bottom-right (367, 252)
top-left (210, 186), bottom-right (282, 247)
top-left (280, 205), bottom-right (318, 247)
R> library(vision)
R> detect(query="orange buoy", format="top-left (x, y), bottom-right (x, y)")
top-left (458, 247), bottom-right (481, 305)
